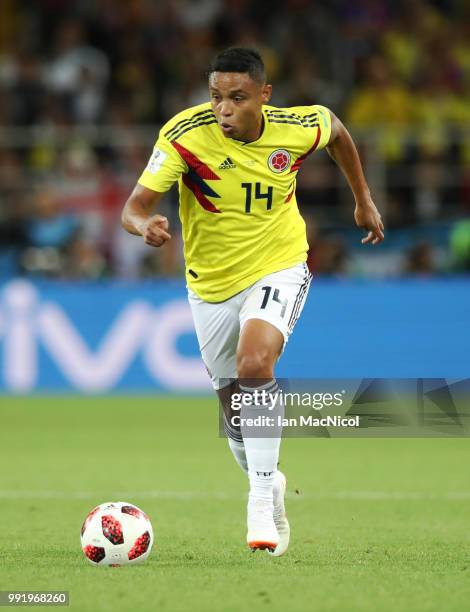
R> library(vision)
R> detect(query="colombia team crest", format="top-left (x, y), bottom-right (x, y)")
top-left (268, 149), bottom-right (291, 173)
top-left (268, 149), bottom-right (290, 174)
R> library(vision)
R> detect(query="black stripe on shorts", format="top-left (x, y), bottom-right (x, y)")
top-left (288, 264), bottom-right (311, 331)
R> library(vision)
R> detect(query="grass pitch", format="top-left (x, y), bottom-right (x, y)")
top-left (0, 396), bottom-right (469, 612)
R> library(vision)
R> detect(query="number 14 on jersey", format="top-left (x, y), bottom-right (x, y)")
top-left (241, 182), bottom-right (273, 213)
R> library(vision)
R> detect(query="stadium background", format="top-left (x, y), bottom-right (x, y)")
top-left (0, 0), bottom-right (469, 391)
top-left (0, 4), bottom-right (469, 612)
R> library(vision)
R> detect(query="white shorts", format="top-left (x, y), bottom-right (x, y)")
top-left (188, 262), bottom-right (312, 390)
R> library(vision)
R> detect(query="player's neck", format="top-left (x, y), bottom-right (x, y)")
top-left (237, 115), bottom-right (265, 144)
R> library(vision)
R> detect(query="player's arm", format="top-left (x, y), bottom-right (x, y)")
top-left (121, 184), bottom-right (171, 247)
top-left (326, 110), bottom-right (384, 245)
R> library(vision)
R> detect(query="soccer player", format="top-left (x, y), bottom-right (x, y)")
top-left (122, 48), bottom-right (384, 556)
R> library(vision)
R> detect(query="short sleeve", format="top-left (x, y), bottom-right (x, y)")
top-left (138, 131), bottom-right (187, 193)
top-left (311, 104), bottom-right (332, 150)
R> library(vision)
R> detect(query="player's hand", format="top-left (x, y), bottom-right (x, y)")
top-left (354, 198), bottom-right (384, 245)
top-left (139, 214), bottom-right (172, 247)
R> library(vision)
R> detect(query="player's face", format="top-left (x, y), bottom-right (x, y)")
top-left (209, 72), bottom-right (272, 143)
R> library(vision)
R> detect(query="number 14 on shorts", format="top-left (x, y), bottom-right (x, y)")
top-left (260, 286), bottom-right (287, 318)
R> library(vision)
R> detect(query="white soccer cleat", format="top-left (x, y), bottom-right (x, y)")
top-left (246, 497), bottom-right (279, 552)
top-left (267, 470), bottom-right (290, 557)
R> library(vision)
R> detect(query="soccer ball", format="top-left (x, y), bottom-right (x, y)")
top-left (80, 501), bottom-right (154, 566)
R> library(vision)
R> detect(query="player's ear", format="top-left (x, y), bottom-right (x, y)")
top-left (261, 84), bottom-right (272, 104)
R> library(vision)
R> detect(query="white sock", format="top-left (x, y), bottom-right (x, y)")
top-left (239, 380), bottom-right (282, 504)
top-left (228, 438), bottom-right (248, 473)
top-left (228, 437), bottom-right (282, 501)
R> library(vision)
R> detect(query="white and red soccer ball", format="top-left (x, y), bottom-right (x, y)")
top-left (80, 502), bottom-right (154, 566)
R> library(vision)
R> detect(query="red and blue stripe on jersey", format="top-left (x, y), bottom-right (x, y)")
top-left (171, 141), bottom-right (221, 214)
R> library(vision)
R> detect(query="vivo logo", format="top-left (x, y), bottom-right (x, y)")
top-left (0, 280), bottom-right (209, 392)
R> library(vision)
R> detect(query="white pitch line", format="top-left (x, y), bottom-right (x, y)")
top-left (0, 491), bottom-right (238, 501)
top-left (0, 490), bottom-right (470, 501)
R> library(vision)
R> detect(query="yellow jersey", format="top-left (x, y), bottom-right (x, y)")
top-left (138, 102), bottom-right (331, 302)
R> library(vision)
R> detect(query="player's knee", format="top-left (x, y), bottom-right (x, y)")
top-left (237, 349), bottom-right (273, 380)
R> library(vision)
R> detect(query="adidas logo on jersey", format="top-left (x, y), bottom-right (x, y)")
top-left (218, 157), bottom-right (236, 169)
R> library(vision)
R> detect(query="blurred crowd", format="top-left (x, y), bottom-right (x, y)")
top-left (0, 0), bottom-right (469, 280)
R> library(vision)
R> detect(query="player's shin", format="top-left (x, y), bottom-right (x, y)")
top-left (219, 382), bottom-right (248, 473)
top-left (227, 437), bottom-right (248, 473)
